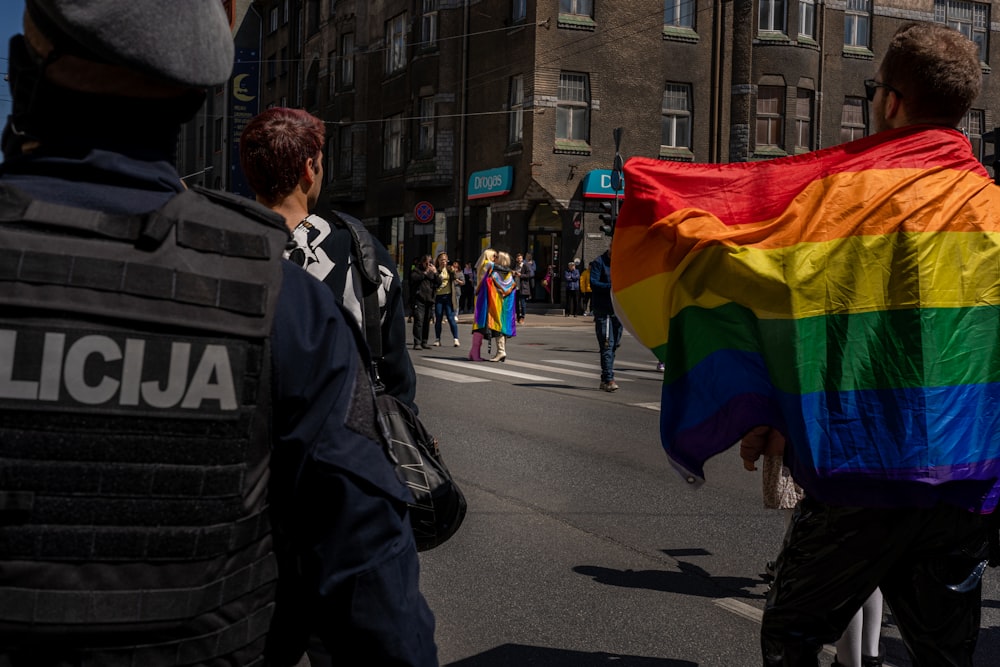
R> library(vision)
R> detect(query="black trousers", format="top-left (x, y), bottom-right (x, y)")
top-left (565, 289), bottom-right (580, 316)
top-left (762, 497), bottom-right (990, 666)
top-left (411, 300), bottom-right (432, 345)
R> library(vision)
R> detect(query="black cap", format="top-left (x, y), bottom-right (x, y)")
top-left (26, 0), bottom-right (235, 88)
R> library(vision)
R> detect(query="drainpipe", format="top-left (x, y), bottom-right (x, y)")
top-left (710, 0), bottom-right (723, 162)
top-left (456, 0), bottom-right (470, 249)
top-left (729, 0), bottom-right (754, 162)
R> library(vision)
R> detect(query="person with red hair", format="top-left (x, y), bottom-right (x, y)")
top-left (241, 107), bottom-right (418, 410)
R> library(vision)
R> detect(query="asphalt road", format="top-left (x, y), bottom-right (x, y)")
top-left (411, 316), bottom-right (1000, 667)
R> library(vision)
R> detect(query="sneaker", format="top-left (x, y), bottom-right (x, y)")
top-left (433, 340), bottom-right (441, 347)
top-left (600, 381), bottom-right (619, 392)
top-left (454, 338), bottom-right (461, 347)
top-left (656, 362), bottom-right (665, 372)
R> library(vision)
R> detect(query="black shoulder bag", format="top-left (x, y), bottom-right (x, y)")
top-left (336, 214), bottom-right (467, 551)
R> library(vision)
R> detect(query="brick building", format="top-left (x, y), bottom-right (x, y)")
top-left (179, 0), bottom-right (1000, 301)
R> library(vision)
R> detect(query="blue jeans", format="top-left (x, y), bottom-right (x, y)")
top-left (594, 313), bottom-right (622, 383)
top-left (434, 294), bottom-right (459, 340)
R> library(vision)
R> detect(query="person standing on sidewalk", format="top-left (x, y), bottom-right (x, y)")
top-left (590, 248), bottom-right (622, 391)
top-left (563, 261), bottom-right (581, 317)
top-left (411, 255), bottom-right (440, 349)
top-left (580, 261), bottom-right (593, 316)
top-left (514, 252), bottom-right (529, 324)
top-left (432, 252), bottom-right (461, 347)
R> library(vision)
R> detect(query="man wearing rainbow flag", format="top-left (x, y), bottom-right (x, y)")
top-left (613, 22), bottom-right (1000, 666)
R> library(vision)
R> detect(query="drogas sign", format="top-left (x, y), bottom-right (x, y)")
top-left (468, 166), bottom-right (513, 200)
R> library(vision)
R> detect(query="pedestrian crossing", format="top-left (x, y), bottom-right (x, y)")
top-left (413, 353), bottom-right (664, 410)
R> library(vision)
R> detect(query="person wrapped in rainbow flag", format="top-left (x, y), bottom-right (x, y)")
top-left (613, 22), bottom-right (1000, 666)
top-left (469, 249), bottom-right (517, 362)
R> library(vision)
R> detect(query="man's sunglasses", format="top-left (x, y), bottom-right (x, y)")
top-left (864, 79), bottom-right (903, 102)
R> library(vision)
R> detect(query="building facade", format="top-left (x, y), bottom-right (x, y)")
top-left (179, 0), bottom-right (1000, 302)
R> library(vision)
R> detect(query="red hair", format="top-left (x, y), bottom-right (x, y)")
top-left (239, 107), bottom-right (325, 202)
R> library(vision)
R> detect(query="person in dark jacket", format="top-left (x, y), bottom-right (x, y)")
top-left (240, 107), bottom-right (418, 410)
top-left (563, 260), bottom-right (581, 317)
top-left (410, 254), bottom-right (440, 349)
top-left (0, 2), bottom-right (437, 665)
top-left (590, 248), bottom-right (622, 392)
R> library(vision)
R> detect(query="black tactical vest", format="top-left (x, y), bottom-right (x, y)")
top-left (0, 184), bottom-right (289, 666)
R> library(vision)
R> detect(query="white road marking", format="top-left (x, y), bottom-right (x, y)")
top-left (502, 359), bottom-right (632, 381)
top-left (426, 358), bottom-right (561, 382)
top-left (414, 366), bottom-right (490, 383)
top-left (630, 402), bottom-right (661, 411)
top-left (544, 359), bottom-right (657, 379)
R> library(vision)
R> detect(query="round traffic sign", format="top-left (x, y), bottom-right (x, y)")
top-left (414, 201), bottom-right (434, 224)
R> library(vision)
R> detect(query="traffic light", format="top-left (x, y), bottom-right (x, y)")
top-left (598, 201), bottom-right (615, 236)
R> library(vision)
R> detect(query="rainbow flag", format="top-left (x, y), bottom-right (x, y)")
top-left (473, 265), bottom-right (517, 337)
top-left (613, 126), bottom-right (1000, 512)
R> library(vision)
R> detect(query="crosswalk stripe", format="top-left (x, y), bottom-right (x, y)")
top-left (414, 366), bottom-right (490, 383)
top-left (544, 359), bottom-right (657, 379)
top-left (502, 359), bottom-right (632, 381)
top-left (426, 358), bottom-right (561, 382)
top-left (631, 402), bottom-right (661, 411)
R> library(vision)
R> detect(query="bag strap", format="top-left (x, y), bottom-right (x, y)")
top-left (326, 211), bottom-right (387, 393)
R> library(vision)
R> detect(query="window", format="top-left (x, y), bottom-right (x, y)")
top-left (305, 60), bottom-right (319, 109)
top-left (664, 0), bottom-right (695, 28)
top-left (556, 72), bottom-right (590, 143)
top-left (756, 85), bottom-right (784, 149)
top-left (267, 54), bottom-right (276, 81)
top-left (292, 61), bottom-right (302, 106)
top-left (307, 0), bottom-right (321, 35)
top-left (269, 6), bottom-right (278, 33)
top-left (794, 89), bottom-right (813, 151)
top-left (799, 0), bottom-right (815, 38)
top-left (935, 0), bottom-right (989, 62)
top-left (508, 75), bottom-right (524, 145)
top-left (338, 126), bottom-right (353, 176)
top-left (844, 0), bottom-right (871, 48)
top-left (385, 13), bottom-right (407, 74)
top-left (421, 0), bottom-right (438, 47)
top-left (560, 0), bottom-right (593, 16)
top-left (840, 97), bottom-right (867, 143)
top-left (758, 0), bottom-right (786, 33)
top-left (283, 0), bottom-right (290, 24)
top-left (328, 50), bottom-right (336, 97)
top-left (512, 0), bottom-right (527, 22)
top-left (960, 108), bottom-right (985, 161)
top-left (661, 83), bottom-right (692, 148)
top-left (383, 114), bottom-right (403, 170)
top-left (214, 117), bottom-right (224, 151)
top-left (418, 97), bottom-right (435, 156)
top-left (340, 33), bottom-right (354, 88)
top-left (326, 135), bottom-right (335, 185)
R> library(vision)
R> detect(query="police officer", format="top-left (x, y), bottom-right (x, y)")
top-left (0, 2), bottom-right (437, 666)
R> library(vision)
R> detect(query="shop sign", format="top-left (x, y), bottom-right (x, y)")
top-left (468, 166), bottom-right (513, 200)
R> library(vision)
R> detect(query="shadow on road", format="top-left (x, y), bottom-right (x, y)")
top-left (447, 644), bottom-right (697, 666)
top-left (573, 563), bottom-right (765, 600)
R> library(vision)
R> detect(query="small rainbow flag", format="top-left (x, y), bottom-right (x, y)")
top-left (613, 125), bottom-right (1000, 512)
